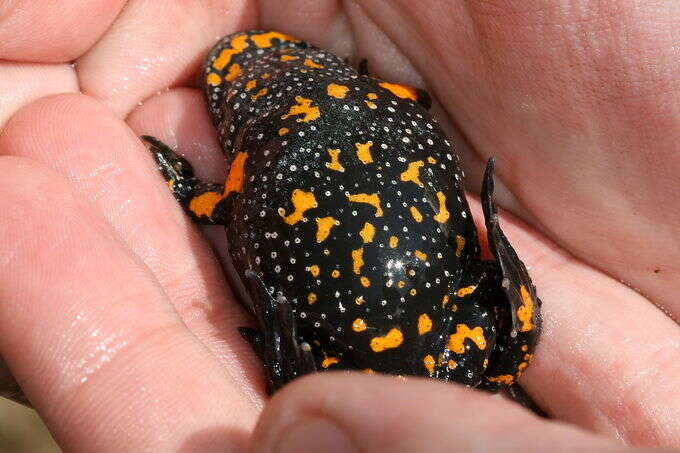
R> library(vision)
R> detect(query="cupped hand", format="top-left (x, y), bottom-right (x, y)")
top-left (0, 1), bottom-right (678, 451)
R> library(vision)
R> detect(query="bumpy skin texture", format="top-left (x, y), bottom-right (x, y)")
top-left (148, 30), bottom-right (541, 394)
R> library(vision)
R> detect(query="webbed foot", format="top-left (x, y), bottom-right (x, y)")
top-left (242, 269), bottom-right (316, 393)
top-left (476, 158), bottom-right (543, 414)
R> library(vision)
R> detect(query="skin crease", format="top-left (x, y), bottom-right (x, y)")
top-left (0, 0), bottom-right (677, 451)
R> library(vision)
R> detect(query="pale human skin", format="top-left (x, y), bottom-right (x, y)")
top-left (0, 1), bottom-right (678, 451)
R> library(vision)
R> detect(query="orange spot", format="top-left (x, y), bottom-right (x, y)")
top-left (347, 193), bottom-right (383, 217)
top-left (357, 223), bottom-right (376, 243)
top-left (225, 151), bottom-right (249, 195)
top-left (364, 100), bottom-right (377, 109)
top-left (447, 360), bottom-right (458, 369)
top-left (378, 82), bottom-right (418, 101)
top-left (189, 191), bottom-right (225, 218)
top-left (206, 72), bottom-right (221, 86)
top-left (352, 318), bottom-right (367, 332)
top-left (451, 304), bottom-right (458, 312)
top-left (363, 368), bottom-right (374, 374)
top-left (456, 285), bottom-right (477, 297)
top-left (321, 356), bottom-right (340, 368)
top-left (327, 83), bottom-right (349, 99)
top-left (448, 324), bottom-right (487, 354)
top-left (225, 63), bottom-right (242, 81)
top-left (370, 328), bottom-right (404, 352)
top-left (325, 148), bottom-right (345, 172)
top-left (427, 156), bottom-right (437, 164)
top-left (441, 295), bottom-right (450, 308)
top-left (281, 96), bottom-right (320, 122)
top-left (397, 280), bottom-right (406, 288)
top-left (316, 216), bottom-right (337, 242)
top-left (367, 92), bottom-right (378, 100)
top-left (251, 31), bottom-right (299, 48)
top-left (518, 285), bottom-right (535, 332)
top-left (400, 161), bottom-right (425, 187)
top-left (251, 87), bottom-right (268, 100)
top-left (389, 236), bottom-right (398, 248)
top-left (423, 354), bottom-right (435, 376)
top-left (191, 150), bottom-right (249, 217)
top-left (410, 288), bottom-right (417, 296)
top-left (245, 79), bottom-right (257, 90)
top-left (360, 276), bottom-right (371, 287)
top-left (410, 206), bottom-right (423, 222)
top-left (355, 141), bottom-right (374, 164)
top-left (521, 345), bottom-right (529, 352)
top-left (280, 54), bottom-right (298, 62)
top-left (213, 34), bottom-right (249, 70)
top-left (517, 354), bottom-right (534, 376)
top-left (331, 270), bottom-right (341, 278)
top-left (433, 192), bottom-right (450, 223)
top-left (455, 235), bottom-right (465, 257)
top-left (488, 375), bottom-right (515, 385)
top-left (304, 58), bottom-right (324, 68)
top-left (418, 314), bottom-right (433, 335)
top-left (308, 293), bottom-right (317, 304)
top-left (260, 73), bottom-right (270, 79)
top-left (281, 189), bottom-right (318, 225)
top-left (415, 250), bottom-right (427, 261)
top-left (308, 265), bottom-right (320, 277)
top-left (355, 296), bottom-right (365, 305)
top-left (352, 248), bottom-right (364, 274)
top-left (278, 127), bottom-right (289, 136)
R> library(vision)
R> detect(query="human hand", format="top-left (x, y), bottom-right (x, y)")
top-left (0, 1), bottom-right (677, 451)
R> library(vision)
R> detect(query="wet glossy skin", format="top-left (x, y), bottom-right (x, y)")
top-left (145, 30), bottom-right (541, 397)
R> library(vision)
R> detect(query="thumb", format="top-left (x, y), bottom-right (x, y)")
top-left (249, 372), bottom-right (661, 453)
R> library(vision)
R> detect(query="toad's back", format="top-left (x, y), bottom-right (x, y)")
top-left (202, 30), bottom-right (481, 375)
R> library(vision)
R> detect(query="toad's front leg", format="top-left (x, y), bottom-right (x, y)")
top-left (143, 135), bottom-right (232, 225)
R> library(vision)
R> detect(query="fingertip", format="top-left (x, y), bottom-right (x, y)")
top-left (250, 372), bottom-right (509, 453)
top-left (0, 0), bottom-right (126, 62)
top-left (250, 372), bottom-right (631, 453)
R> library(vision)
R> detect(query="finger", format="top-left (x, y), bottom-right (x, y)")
top-left (258, 0), bottom-right (354, 57)
top-left (478, 201), bottom-right (680, 446)
top-left (0, 0), bottom-right (125, 62)
top-left (76, 0), bottom-right (257, 117)
top-left (0, 156), bottom-right (257, 451)
top-left (250, 373), bottom-right (662, 453)
top-left (0, 93), bottom-right (265, 397)
top-left (0, 61), bottom-right (78, 127)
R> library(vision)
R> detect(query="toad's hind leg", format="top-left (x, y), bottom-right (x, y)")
top-left (241, 270), bottom-right (316, 393)
top-left (477, 158), bottom-right (543, 413)
top-left (143, 135), bottom-right (231, 225)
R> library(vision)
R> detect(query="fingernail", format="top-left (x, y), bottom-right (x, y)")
top-left (275, 417), bottom-right (357, 453)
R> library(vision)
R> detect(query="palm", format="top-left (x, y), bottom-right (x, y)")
top-left (0, 1), bottom-right (677, 451)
